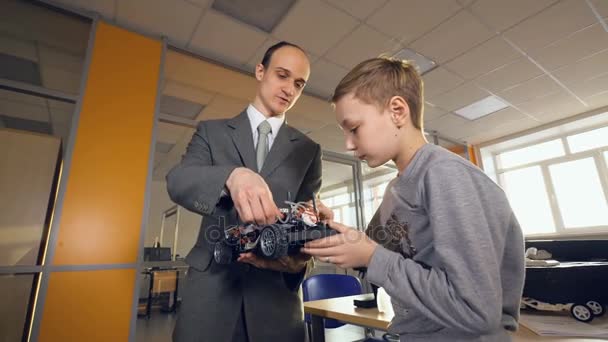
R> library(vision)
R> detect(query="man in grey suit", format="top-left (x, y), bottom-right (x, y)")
top-left (167, 42), bottom-right (322, 342)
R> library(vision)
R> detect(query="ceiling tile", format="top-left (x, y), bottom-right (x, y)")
top-left (0, 89), bottom-right (45, 106)
top-left (517, 89), bottom-right (586, 121)
top-left (590, 0), bottom-right (608, 18)
top-left (289, 94), bottom-right (336, 124)
top-left (244, 37), bottom-right (280, 71)
top-left (470, 0), bottom-right (557, 32)
top-left (475, 57), bottom-right (544, 93)
top-left (0, 98), bottom-right (49, 122)
top-left (189, 10), bottom-right (268, 67)
top-left (423, 103), bottom-right (447, 121)
top-left (410, 11), bottom-right (494, 64)
top-left (0, 34), bottom-right (37, 61)
top-left (273, 0), bottom-right (358, 56)
top-left (325, 25), bottom-right (399, 69)
top-left (366, 0), bottom-right (461, 44)
top-left (423, 67), bottom-right (465, 98)
top-left (530, 23), bottom-right (608, 71)
top-left (428, 82), bottom-right (489, 112)
top-left (116, 0), bottom-right (203, 46)
top-left (425, 113), bottom-right (469, 136)
top-left (52, 0), bottom-right (117, 20)
top-left (285, 114), bottom-right (328, 134)
top-left (157, 121), bottom-right (189, 144)
top-left (498, 75), bottom-right (563, 105)
top-left (200, 94), bottom-right (249, 120)
top-left (465, 117), bottom-right (539, 144)
top-left (163, 80), bottom-right (216, 106)
top-left (211, 0), bottom-right (294, 33)
top-left (307, 123), bottom-right (347, 153)
top-left (470, 106), bottom-right (529, 130)
top-left (585, 89), bottom-right (608, 110)
top-left (40, 66), bottom-right (81, 95)
top-left (325, 0), bottom-right (387, 20)
top-left (306, 58), bottom-right (350, 99)
top-left (503, 0), bottom-right (596, 53)
top-left (38, 46), bottom-right (84, 74)
top-left (445, 37), bottom-right (521, 80)
top-left (568, 72), bottom-right (608, 99)
top-left (552, 48), bottom-right (608, 85)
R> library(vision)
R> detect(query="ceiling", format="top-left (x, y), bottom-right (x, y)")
top-left (3, 0), bottom-right (608, 183)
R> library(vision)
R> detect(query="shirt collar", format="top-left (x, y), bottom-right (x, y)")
top-left (247, 104), bottom-right (284, 136)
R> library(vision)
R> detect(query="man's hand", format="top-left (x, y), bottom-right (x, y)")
top-left (226, 167), bottom-right (281, 225)
top-left (237, 252), bottom-right (311, 273)
top-left (301, 221), bottom-right (378, 269)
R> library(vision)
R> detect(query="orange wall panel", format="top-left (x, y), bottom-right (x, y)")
top-left (52, 21), bottom-right (161, 265)
top-left (39, 269), bottom-right (136, 341)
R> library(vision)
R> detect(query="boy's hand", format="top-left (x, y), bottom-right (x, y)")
top-left (226, 167), bottom-right (282, 225)
top-left (314, 199), bottom-right (334, 223)
top-left (237, 252), bottom-right (311, 273)
top-left (301, 221), bottom-right (378, 269)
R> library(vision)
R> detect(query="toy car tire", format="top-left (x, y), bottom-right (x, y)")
top-left (259, 225), bottom-right (288, 259)
top-left (586, 300), bottom-right (605, 317)
top-left (570, 303), bottom-right (594, 323)
top-left (214, 240), bottom-right (234, 265)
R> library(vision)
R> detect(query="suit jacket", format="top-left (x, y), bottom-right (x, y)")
top-left (167, 111), bottom-right (322, 342)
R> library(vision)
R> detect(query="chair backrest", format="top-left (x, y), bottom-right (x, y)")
top-left (302, 274), bottom-right (362, 329)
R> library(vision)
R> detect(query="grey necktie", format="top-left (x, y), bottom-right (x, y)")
top-left (256, 120), bottom-right (272, 171)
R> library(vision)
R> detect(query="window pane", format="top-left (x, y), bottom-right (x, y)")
top-left (361, 163), bottom-right (398, 226)
top-left (498, 139), bottom-right (565, 169)
top-left (567, 126), bottom-right (608, 153)
top-left (0, 274), bottom-right (36, 342)
top-left (549, 158), bottom-right (608, 228)
top-left (501, 166), bottom-right (555, 234)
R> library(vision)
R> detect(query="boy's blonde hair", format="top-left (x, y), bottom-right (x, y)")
top-left (331, 56), bottom-right (424, 129)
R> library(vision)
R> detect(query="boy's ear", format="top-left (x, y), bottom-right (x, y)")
top-left (388, 96), bottom-right (410, 128)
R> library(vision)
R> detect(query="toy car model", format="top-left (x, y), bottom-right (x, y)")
top-left (213, 200), bottom-right (336, 264)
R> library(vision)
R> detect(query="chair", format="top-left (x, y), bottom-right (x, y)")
top-left (138, 268), bottom-right (179, 319)
top-left (302, 274), bottom-right (388, 341)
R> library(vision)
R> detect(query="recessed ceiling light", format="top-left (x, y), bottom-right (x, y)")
top-left (454, 96), bottom-right (509, 120)
top-left (212, 0), bottom-right (296, 33)
top-left (391, 48), bottom-right (437, 75)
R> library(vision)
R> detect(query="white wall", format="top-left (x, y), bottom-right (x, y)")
top-left (145, 180), bottom-right (201, 259)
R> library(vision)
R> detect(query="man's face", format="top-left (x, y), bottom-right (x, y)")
top-left (255, 46), bottom-right (310, 117)
top-left (335, 94), bottom-right (397, 168)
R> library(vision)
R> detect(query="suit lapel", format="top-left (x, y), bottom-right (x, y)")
top-left (227, 111), bottom-right (257, 171)
top-left (261, 123), bottom-right (299, 177)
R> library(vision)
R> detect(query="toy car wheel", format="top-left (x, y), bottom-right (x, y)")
top-left (571, 303), bottom-right (594, 323)
top-left (259, 225), bottom-right (288, 259)
top-left (586, 300), bottom-right (605, 317)
top-left (214, 240), bottom-right (234, 264)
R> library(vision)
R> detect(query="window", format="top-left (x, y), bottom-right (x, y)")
top-left (481, 120), bottom-right (608, 237)
top-left (549, 158), bottom-right (608, 228)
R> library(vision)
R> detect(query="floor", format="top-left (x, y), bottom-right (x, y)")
top-left (135, 310), bottom-right (371, 342)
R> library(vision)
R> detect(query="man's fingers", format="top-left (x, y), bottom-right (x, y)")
top-left (248, 195), bottom-right (267, 225)
top-left (259, 195), bottom-right (280, 224)
top-left (301, 246), bottom-right (340, 258)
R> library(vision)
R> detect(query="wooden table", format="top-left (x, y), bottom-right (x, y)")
top-left (303, 295), bottom-right (605, 342)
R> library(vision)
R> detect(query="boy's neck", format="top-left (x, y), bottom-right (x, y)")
top-left (394, 129), bottom-right (428, 174)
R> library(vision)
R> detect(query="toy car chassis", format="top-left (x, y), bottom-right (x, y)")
top-left (213, 200), bottom-right (336, 264)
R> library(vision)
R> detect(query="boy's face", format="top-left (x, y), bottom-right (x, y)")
top-left (254, 46), bottom-right (310, 117)
top-left (335, 94), bottom-right (399, 167)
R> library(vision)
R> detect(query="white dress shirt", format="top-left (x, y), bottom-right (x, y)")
top-left (247, 104), bottom-right (285, 150)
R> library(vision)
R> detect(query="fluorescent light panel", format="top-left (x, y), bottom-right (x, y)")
top-left (454, 96), bottom-right (509, 120)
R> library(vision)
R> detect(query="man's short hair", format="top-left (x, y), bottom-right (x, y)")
top-left (260, 41), bottom-right (307, 69)
top-left (331, 57), bottom-right (424, 130)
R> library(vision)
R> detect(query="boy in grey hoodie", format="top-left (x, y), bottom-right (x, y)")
top-left (302, 57), bottom-right (525, 342)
